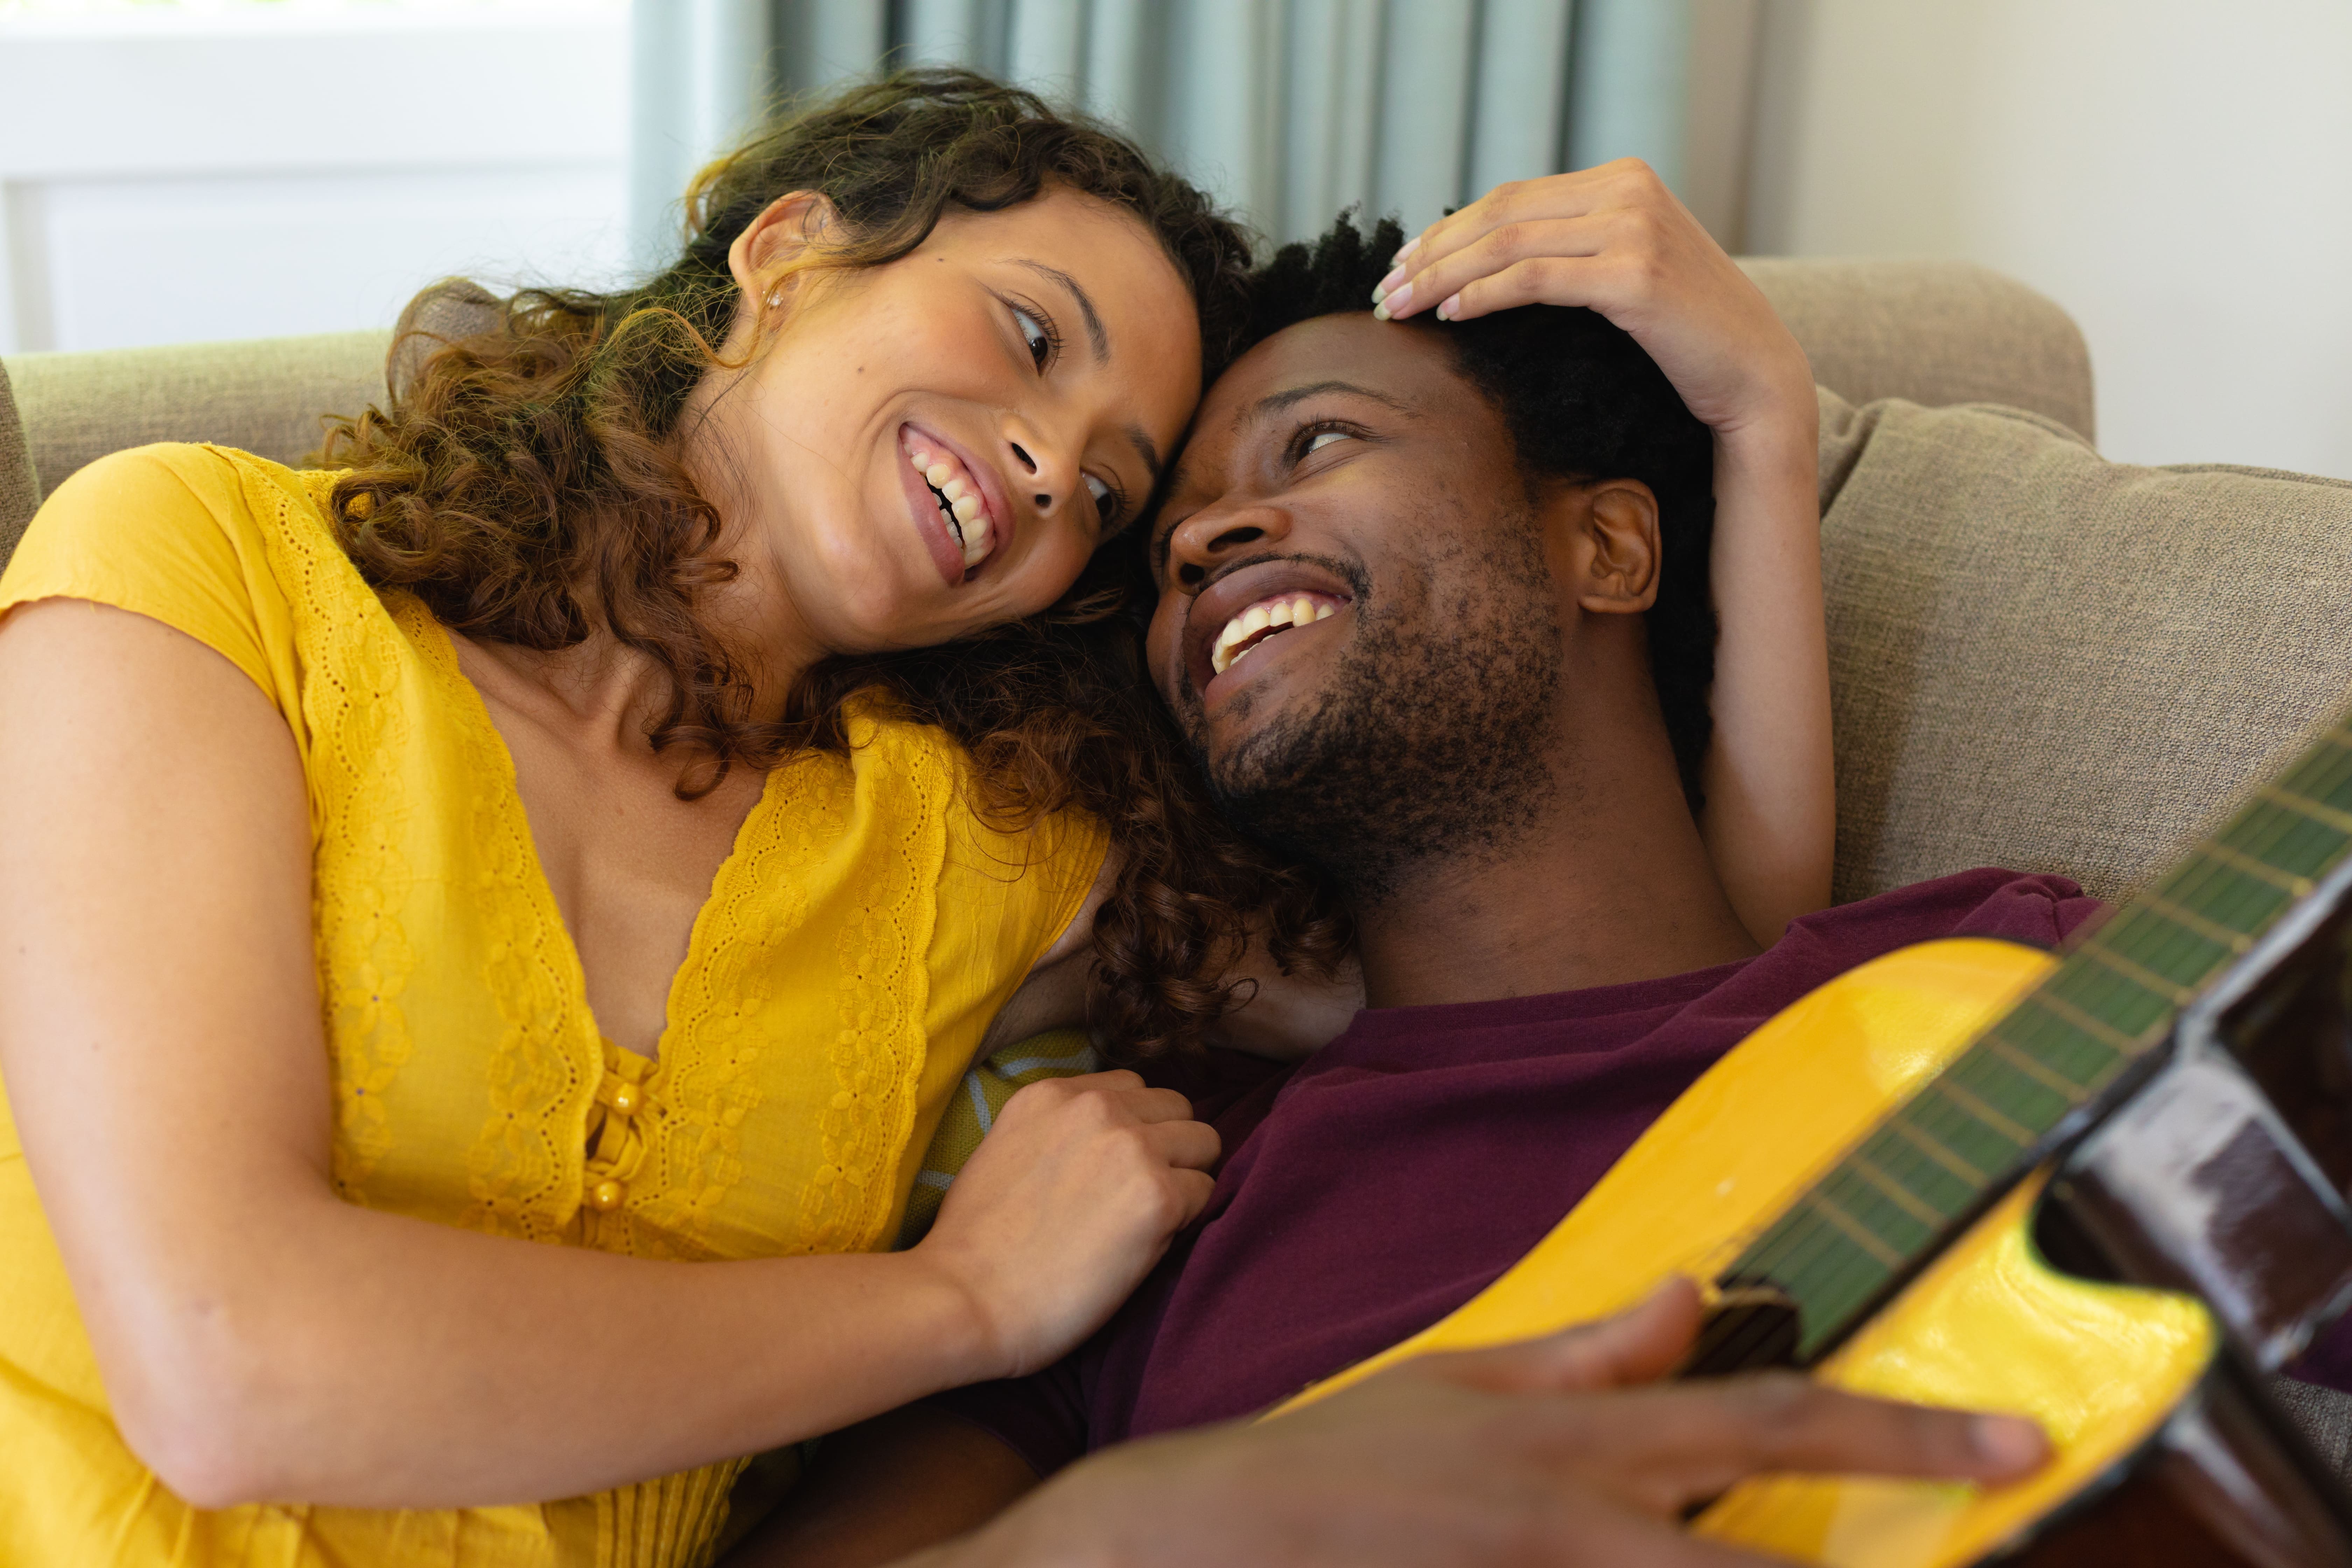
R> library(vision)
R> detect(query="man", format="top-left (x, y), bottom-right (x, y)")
top-left (731, 204), bottom-right (2071, 1565)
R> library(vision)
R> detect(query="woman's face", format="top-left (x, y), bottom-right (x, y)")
top-left (690, 185), bottom-right (1202, 666)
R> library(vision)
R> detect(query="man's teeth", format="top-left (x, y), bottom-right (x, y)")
top-left (1209, 594), bottom-right (1338, 676)
top-left (907, 442), bottom-right (995, 567)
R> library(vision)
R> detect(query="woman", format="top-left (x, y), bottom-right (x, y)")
top-left (0, 71), bottom-right (1832, 1568)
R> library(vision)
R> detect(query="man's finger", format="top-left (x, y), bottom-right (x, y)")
top-left (1583, 1376), bottom-right (2049, 1513)
top-left (1414, 1278), bottom-right (1704, 1396)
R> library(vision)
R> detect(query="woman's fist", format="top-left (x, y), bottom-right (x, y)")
top-left (912, 1071), bottom-right (1219, 1378)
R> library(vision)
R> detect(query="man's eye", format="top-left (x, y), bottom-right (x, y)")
top-left (1305, 429), bottom-right (1351, 454)
top-left (1012, 306), bottom-right (1053, 371)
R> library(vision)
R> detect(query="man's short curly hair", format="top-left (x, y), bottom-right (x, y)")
top-left (1244, 213), bottom-right (1718, 807)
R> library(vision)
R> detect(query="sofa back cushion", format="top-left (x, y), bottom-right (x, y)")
top-left (0, 359), bottom-right (33, 566)
top-left (1819, 387), bottom-right (2352, 902)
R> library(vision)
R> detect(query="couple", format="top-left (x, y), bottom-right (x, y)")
top-left (0, 70), bottom-right (2042, 1568)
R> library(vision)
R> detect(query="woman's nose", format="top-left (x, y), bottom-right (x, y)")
top-left (1168, 501), bottom-right (1292, 588)
top-left (1002, 426), bottom-right (1072, 515)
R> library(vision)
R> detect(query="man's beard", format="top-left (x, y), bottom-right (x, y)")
top-left (1191, 514), bottom-right (1565, 902)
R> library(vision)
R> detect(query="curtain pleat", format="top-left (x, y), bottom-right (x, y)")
top-left (631, 0), bottom-right (1708, 258)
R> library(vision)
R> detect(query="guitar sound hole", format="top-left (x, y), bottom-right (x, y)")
top-left (1681, 1284), bottom-right (1803, 1378)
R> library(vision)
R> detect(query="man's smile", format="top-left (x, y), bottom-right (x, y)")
top-left (1181, 558), bottom-right (1357, 702)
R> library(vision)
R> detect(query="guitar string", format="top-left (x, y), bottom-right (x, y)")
top-left (1695, 734), bottom-right (2352, 1371)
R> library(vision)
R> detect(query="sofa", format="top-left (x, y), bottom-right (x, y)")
top-left (6, 259), bottom-right (2352, 1483)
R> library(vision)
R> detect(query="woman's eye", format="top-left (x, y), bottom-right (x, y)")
top-left (1306, 429), bottom-right (1351, 455)
top-left (1084, 473), bottom-right (1115, 518)
top-left (1013, 307), bottom-right (1052, 371)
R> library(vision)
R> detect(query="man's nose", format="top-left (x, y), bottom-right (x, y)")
top-left (1168, 501), bottom-right (1292, 588)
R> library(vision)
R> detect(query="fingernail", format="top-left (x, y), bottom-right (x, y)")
top-left (1371, 300), bottom-right (1392, 321)
top-left (1391, 234), bottom-right (1422, 267)
top-left (1436, 292), bottom-right (1462, 321)
top-left (1380, 280), bottom-right (1414, 317)
top-left (1970, 1415), bottom-right (2048, 1470)
top-left (1375, 265), bottom-right (1408, 296)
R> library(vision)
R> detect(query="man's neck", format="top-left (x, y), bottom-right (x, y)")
top-left (1348, 720), bottom-right (1762, 1011)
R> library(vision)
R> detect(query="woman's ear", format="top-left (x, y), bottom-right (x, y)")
top-left (727, 190), bottom-right (839, 315)
top-left (1569, 479), bottom-right (1662, 615)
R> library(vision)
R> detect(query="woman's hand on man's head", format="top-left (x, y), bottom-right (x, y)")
top-left (1371, 161), bottom-right (1815, 445)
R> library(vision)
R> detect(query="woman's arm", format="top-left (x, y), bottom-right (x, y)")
top-left (1373, 163), bottom-right (1834, 941)
top-left (0, 598), bottom-right (1217, 1510)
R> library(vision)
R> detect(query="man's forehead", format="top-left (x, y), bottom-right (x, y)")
top-left (1167, 314), bottom-right (1451, 492)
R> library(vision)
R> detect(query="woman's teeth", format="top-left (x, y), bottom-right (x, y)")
top-left (1211, 594), bottom-right (1339, 676)
top-left (906, 439), bottom-right (995, 568)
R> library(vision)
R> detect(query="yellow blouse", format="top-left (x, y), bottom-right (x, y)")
top-left (0, 445), bottom-right (1106, 1568)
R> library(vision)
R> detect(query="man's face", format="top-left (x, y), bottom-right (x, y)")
top-left (1144, 314), bottom-right (1567, 894)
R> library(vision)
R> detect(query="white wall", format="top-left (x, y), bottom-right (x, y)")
top-left (0, 2), bottom-right (631, 354)
top-left (1745, 0), bottom-right (2352, 479)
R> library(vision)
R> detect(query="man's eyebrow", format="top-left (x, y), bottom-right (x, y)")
top-left (1013, 259), bottom-right (1108, 363)
top-left (1240, 379), bottom-right (1420, 431)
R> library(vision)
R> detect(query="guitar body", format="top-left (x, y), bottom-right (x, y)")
top-left (1274, 938), bottom-right (2223, 1566)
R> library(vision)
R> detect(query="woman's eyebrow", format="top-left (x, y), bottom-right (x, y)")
top-left (1012, 259), bottom-right (1109, 363)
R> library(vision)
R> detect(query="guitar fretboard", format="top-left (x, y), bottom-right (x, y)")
top-left (1725, 713), bottom-right (2352, 1363)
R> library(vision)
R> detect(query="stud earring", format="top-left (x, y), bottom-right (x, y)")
top-left (765, 289), bottom-right (783, 308)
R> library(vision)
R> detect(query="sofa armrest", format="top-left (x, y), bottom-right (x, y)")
top-left (1741, 258), bottom-right (2096, 444)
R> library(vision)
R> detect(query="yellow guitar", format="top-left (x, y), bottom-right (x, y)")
top-left (1274, 715), bottom-right (2352, 1565)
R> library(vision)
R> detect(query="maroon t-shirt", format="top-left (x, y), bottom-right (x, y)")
top-left (934, 869), bottom-right (2104, 1476)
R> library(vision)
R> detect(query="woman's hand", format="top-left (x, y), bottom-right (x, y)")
top-left (913, 1072), bottom-right (1218, 1377)
top-left (1372, 159), bottom-right (1812, 441)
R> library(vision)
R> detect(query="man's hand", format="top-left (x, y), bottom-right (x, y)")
top-left (1371, 160), bottom-right (1812, 441)
top-left (918, 1280), bottom-right (2047, 1568)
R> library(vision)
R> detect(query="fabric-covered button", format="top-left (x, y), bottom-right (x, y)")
top-left (590, 1179), bottom-right (626, 1212)
top-left (612, 1082), bottom-right (642, 1116)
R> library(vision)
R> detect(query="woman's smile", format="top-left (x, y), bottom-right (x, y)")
top-left (898, 420), bottom-right (1012, 585)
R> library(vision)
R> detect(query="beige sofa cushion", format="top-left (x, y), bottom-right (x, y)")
top-left (1744, 259), bottom-right (2096, 445)
top-left (1819, 387), bottom-right (2352, 903)
top-left (4, 331), bottom-right (388, 500)
top-left (0, 359), bottom-right (33, 566)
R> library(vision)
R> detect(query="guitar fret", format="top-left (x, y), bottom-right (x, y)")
top-left (2079, 938), bottom-right (2199, 1004)
top-left (1800, 1189), bottom-right (1907, 1268)
top-left (1850, 1152), bottom-right (1949, 1227)
top-left (2199, 840), bottom-right (2319, 897)
top-left (1927, 1077), bottom-right (2035, 1146)
top-left (2020, 989), bottom-right (2154, 1055)
top-left (1981, 1034), bottom-right (2091, 1102)
top-left (1888, 1115), bottom-right (1988, 1185)
top-left (2144, 892), bottom-right (2257, 953)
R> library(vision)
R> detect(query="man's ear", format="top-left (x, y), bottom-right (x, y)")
top-left (726, 190), bottom-right (840, 318)
top-left (1569, 479), bottom-right (1662, 615)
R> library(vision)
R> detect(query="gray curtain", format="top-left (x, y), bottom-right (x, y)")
top-left (630, 0), bottom-right (1707, 267)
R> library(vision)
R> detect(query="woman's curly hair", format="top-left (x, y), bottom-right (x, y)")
top-left (313, 70), bottom-right (1342, 1054)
